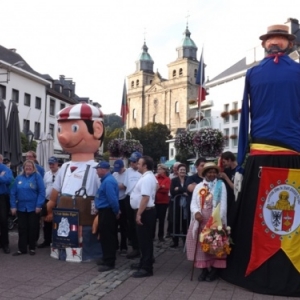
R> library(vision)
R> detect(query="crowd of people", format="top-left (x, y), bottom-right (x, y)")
top-left (0, 148), bottom-right (238, 281)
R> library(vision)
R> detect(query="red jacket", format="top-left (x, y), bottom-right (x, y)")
top-left (155, 174), bottom-right (171, 204)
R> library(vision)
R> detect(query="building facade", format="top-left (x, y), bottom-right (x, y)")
top-left (0, 45), bottom-right (102, 160)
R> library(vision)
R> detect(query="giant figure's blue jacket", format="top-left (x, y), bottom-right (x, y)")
top-left (10, 172), bottom-right (45, 212)
top-left (0, 164), bottom-right (13, 195)
top-left (237, 55), bottom-right (300, 167)
top-left (94, 173), bottom-right (119, 215)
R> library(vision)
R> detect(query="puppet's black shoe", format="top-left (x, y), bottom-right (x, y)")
top-left (206, 267), bottom-right (219, 282)
top-left (198, 268), bottom-right (209, 281)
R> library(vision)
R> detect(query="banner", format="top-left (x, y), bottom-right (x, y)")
top-left (246, 167), bottom-right (300, 275)
top-left (52, 208), bottom-right (79, 248)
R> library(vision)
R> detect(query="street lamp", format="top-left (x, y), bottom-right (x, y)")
top-left (26, 130), bottom-right (34, 149)
top-left (0, 60), bottom-right (25, 83)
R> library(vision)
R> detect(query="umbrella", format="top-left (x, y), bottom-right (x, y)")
top-left (36, 132), bottom-right (54, 172)
top-left (0, 100), bottom-right (9, 158)
top-left (7, 101), bottom-right (23, 168)
top-left (36, 132), bottom-right (48, 170)
top-left (46, 133), bottom-right (54, 161)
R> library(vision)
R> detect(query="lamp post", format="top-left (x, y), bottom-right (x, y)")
top-left (26, 130), bottom-right (34, 150)
top-left (0, 60), bottom-right (25, 83)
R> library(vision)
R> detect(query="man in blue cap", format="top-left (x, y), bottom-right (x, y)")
top-left (112, 159), bottom-right (128, 255)
top-left (94, 161), bottom-right (120, 272)
top-left (38, 156), bottom-right (60, 248)
top-left (122, 152), bottom-right (142, 259)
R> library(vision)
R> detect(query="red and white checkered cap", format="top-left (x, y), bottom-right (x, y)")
top-left (57, 103), bottom-right (104, 121)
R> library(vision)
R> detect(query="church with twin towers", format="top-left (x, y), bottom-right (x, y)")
top-left (126, 25), bottom-right (202, 135)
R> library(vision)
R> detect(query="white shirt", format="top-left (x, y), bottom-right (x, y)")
top-left (53, 160), bottom-right (100, 196)
top-left (123, 167), bottom-right (142, 195)
top-left (44, 169), bottom-right (60, 199)
top-left (190, 178), bottom-right (227, 225)
top-left (112, 169), bottom-right (127, 200)
top-left (130, 171), bottom-right (157, 209)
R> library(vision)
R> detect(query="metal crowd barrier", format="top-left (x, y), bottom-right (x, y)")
top-left (170, 193), bottom-right (190, 244)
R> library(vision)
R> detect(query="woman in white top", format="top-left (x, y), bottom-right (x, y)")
top-left (186, 162), bottom-right (227, 282)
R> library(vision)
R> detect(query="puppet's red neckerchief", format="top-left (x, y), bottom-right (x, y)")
top-left (267, 52), bottom-right (284, 63)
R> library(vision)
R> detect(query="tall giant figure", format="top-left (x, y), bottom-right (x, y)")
top-left (220, 24), bottom-right (300, 296)
top-left (46, 103), bottom-right (104, 261)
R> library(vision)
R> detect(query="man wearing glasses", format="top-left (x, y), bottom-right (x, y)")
top-left (38, 156), bottom-right (60, 248)
top-left (25, 151), bottom-right (45, 178)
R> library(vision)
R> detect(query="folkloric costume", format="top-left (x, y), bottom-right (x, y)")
top-left (187, 176), bottom-right (227, 268)
top-left (220, 25), bottom-right (300, 296)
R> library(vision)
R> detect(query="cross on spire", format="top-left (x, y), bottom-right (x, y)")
top-left (186, 11), bottom-right (190, 26)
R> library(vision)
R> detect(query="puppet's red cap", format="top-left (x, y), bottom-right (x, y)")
top-left (57, 103), bottom-right (103, 121)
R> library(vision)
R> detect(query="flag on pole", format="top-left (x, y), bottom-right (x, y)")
top-left (120, 80), bottom-right (129, 124)
top-left (196, 50), bottom-right (206, 106)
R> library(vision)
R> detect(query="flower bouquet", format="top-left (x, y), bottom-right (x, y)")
top-left (201, 226), bottom-right (232, 257)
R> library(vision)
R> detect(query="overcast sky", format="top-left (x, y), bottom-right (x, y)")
top-left (1, 0), bottom-right (299, 114)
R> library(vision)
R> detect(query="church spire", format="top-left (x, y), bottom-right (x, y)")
top-left (135, 39), bottom-right (154, 73)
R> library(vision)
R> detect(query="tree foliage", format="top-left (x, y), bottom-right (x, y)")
top-left (21, 132), bottom-right (37, 153)
top-left (130, 123), bottom-right (172, 164)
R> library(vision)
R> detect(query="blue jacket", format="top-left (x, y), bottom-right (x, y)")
top-left (238, 55), bottom-right (300, 167)
top-left (0, 164), bottom-right (13, 195)
top-left (10, 172), bottom-right (45, 212)
top-left (36, 164), bottom-right (45, 178)
top-left (94, 173), bottom-right (119, 215)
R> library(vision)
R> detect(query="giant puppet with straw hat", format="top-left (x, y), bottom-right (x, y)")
top-left (46, 102), bottom-right (104, 262)
top-left (220, 23), bottom-right (300, 296)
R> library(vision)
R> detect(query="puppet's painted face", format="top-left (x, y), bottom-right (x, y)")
top-left (57, 120), bottom-right (100, 154)
top-left (263, 35), bottom-right (291, 54)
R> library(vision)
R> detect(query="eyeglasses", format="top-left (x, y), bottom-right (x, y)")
top-left (52, 175), bottom-right (55, 183)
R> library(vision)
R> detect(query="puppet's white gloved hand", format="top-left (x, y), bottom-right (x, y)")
top-left (234, 172), bottom-right (243, 201)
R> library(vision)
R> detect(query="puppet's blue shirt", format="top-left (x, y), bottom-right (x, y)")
top-left (238, 55), bottom-right (300, 166)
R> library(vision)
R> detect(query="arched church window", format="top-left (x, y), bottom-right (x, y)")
top-left (175, 101), bottom-right (179, 113)
top-left (136, 80), bottom-right (139, 87)
top-left (131, 81), bottom-right (134, 88)
top-left (194, 69), bottom-right (197, 78)
top-left (173, 70), bottom-right (176, 77)
top-left (179, 68), bottom-right (183, 76)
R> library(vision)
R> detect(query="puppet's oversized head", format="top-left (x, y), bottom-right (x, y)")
top-left (56, 103), bottom-right (104, 161)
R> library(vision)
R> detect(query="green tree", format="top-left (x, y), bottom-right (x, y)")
top-left (130, 123), bottom-right (172, 164)
top-left (21, 132), bottom-right (37, 153)
top-left (103, 113), bottom-right (123, 132)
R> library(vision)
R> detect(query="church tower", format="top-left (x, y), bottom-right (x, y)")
top-left (127, 25), bottom-right (199, 134)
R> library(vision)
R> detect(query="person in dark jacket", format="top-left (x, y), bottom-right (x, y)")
top-left (170, 163), bottom-right (188, 248)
